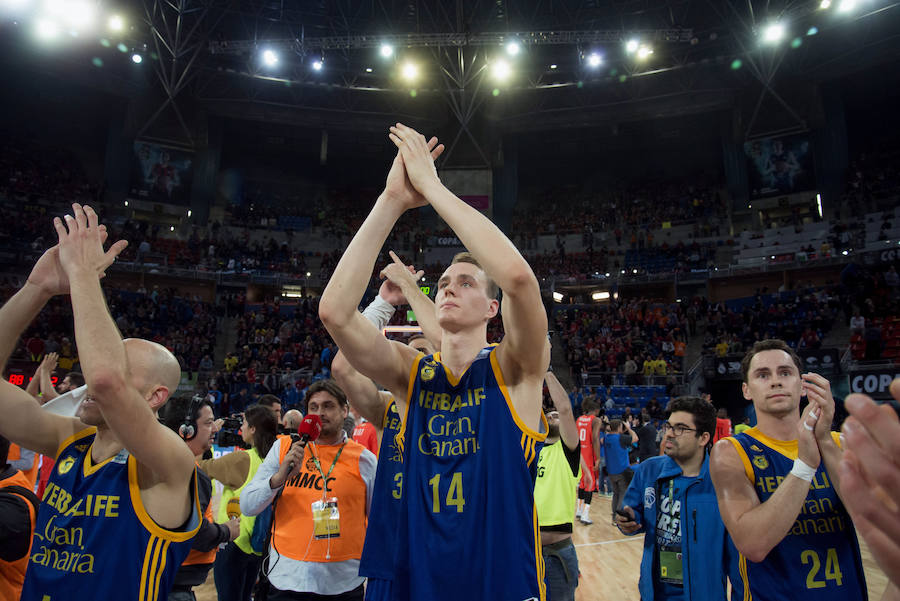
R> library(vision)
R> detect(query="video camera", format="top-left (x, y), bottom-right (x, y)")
top-left (217, 414), bottom-right (248, 448)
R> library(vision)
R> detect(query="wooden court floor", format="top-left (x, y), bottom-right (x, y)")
top-left (195, 494), bottom-right (889, 601)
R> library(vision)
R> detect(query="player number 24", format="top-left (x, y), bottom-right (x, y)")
top-left (801, 548), bottom-right (843, 589)
top-left (428, 472), bottom-right (466, 513)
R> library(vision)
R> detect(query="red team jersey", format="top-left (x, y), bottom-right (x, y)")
top-left (576, 414), bottom-right (597, 490)
top-left (352, 420), bottom-right (379, 456)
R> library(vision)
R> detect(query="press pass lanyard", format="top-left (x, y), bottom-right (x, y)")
top-left (311, 442), bottom-right (346, 499)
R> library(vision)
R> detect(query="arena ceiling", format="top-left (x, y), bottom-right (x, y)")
top-left (1, 1), bottom-right (899, 165)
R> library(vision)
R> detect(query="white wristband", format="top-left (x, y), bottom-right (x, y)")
top-left (790, 458), bottom-right (817, 483)
top-left (361, 295), bottom-right (396, 331)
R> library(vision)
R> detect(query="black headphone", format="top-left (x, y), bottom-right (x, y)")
top-left (179, 395), bottom-right (205, 441)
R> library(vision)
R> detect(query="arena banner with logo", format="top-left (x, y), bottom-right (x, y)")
top-left (847, 368), bottom-right (900, 400)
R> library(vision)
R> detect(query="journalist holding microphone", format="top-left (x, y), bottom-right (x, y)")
top-left (241, 379), bottom-right (377, 601)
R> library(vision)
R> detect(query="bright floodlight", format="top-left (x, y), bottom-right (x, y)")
top-left (549, 64), bottom-right (558, 69)
top-left (587, 53), bottom-right (602, 67)
top-left (837, 0), bottom-right (856, 12)
top-left (552, 292), bottom-right (564, 303)
top-left (636, 45), bottom-right (653, 60)
top-left (312, 59), bottom-right (323, 71)
top-left (108, 15), bottom-right (124, 31)
top-left (131, 53), bottom-right (142, 63)
top-left (380, 44), bottom-right (393, 58)
top-left (626, 39), bottom-right (639, 53)
top-left (505, 41), bottom-right (520, 56)
top-left (762, 22), bottom-right (785, 44)
top-left (44, 0), bottom-right (95, 31)
top-left (35, 19), bottom-right (60, 41)
top-left (262, 49), bottom-right (278, 66)
top-left (819, 0), bottom-right (832, 7)
top-left (491, 58), bottom-right (511, 81)
top-left (401, 61), bottom-right (419, 81)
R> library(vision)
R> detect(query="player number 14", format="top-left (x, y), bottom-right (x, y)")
top-left (801, 548), bottom-right (843, 589)
top-left (428, 472), bottom-right (465, 513)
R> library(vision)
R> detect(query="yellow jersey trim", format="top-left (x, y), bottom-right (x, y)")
top-left (739, 553), bottom-right (753, 601)
top-left (54, 426), bottom-right (96, 461)
top-left (82, 441), bottom-right (118, 477)
top-left (533, 503), bottom-right (546, 601)
top-left (724, 437), bottom-right (755, 485)
top-left (490, 348), bottom-right (548, 443)
top-left (128, 455), bottom-right (201, 542)
top-left (400, 353), bottom-right (425, 438)
top-left (742, 427), bottom-right (798, 459)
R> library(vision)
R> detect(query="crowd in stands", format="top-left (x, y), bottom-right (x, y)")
top-left (513, 178), bottom-right (727, 238)
top-left (4, 281), bottom-right (220, 383)
top-left (553, 297), bottom-right (692, 384)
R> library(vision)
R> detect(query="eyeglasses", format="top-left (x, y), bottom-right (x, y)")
top-left (662, 422), bottom-right (697, 436)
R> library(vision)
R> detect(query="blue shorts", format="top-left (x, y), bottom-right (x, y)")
top-left (364, 577), bottom-right (393, 601)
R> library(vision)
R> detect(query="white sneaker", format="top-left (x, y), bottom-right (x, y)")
top-left (580, 515), bottom-right (593, 525)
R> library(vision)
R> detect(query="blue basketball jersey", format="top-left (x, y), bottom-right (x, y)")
top-left (360, 398), bottom-right (404, 581)
top-left (21, 428), bottom-right (201, 601)
top-left (725, 428), bottom-right (867, 601)
top-left (393, 346), bottom-right (548, 601)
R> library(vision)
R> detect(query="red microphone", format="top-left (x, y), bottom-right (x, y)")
top-left (288, 414), bottom-right (322, 470)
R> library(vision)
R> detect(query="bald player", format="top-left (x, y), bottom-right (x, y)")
top-left (0, 204), bottom-right (200, 601)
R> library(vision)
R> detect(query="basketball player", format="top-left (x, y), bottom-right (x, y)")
top-left (320, 123), bottom-right (550, 601)
top-left (0, 204), bottom-right (200, 601)
top-left (330, 251), bottom-right (439, 601)
top-left (710, 339), bottom-right (866, 600)
top-left (575, 399), bottom-right (602, 524)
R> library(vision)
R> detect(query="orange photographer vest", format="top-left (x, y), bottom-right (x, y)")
top-left (273, 436), bottom-right (368, 562)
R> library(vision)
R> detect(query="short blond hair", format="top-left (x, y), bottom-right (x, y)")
top-left (450, 252), bottom-right (499, 299)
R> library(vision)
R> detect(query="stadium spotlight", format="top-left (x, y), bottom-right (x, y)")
top-left (816, 193), bottom-right (823, 218)
top-left (837, 0), bottom-right (856, 12)
top-left (762, 22), bottom-right (786, 44)
top-left (131, 53), bottom-right (142, 63)
top-left (552, 292), bottom-right (564, 303)
top-left (43, 0), bottom-right (95, 32)
top-left (108, 15), bottom-right (124, 32)
top-left (380, 43), bottom-right (394, 58)
top-left (365, 67), bottom-right (373, 73)
top-left (592, 291), bottom-right (610, 301)
top-left (490, 58), bottom-right (512, 81)
top-left (262, 49), bottom-right (278, 67)
top-left (35, 19), bottom-right (60, 41)
top-left (505, 41), bottom-right (520, 56)
top-left (312, 59), bottom-right (323, 71)
top-left (819, 0), bottom-right (832, 7)
top-left (401, 61), bottom-right (419, 82)
top-left (549, 64), bottom-right (558, 69)
top-left (626, 39), bottom-right (639, 53)
top-left (636, 45), bottom-right (654, 60)
top-left (586, 52), bottom-right (603, 68)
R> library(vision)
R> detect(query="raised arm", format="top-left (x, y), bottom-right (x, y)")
top-left (380, 250), bottom-right (442, 350)
top-left (38, 352), bottom-right (60, 402)
top-left (0, 240), bottom-right (121, 456)
top-left (545, 371), bottom-right (578, 450)
top-left (332, 351), bottom-right (390, 427)
top-left (802, 372), bottom-right (843, 499)
top-left (710, 410), bottom-right (821, 562)
top-left (55, 204), bottom-right (194, 502)
top-left (319, 145), bottom-right (442, 403)
top-left (389, 124), bottom-right (549, 411)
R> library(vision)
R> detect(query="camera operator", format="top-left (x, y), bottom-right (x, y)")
top-left (199, 405), bottom-right (279, 601)
top-left (159, 395), bottom-right (240, 601)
